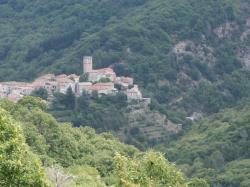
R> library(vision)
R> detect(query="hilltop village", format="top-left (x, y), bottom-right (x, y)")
top-left (0, 56), bottom-right (150, 102)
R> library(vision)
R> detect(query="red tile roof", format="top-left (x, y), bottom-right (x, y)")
top-left (89, 82), bottom-right (114, 91)
top-left (95, 68), bottom-right (114, 74)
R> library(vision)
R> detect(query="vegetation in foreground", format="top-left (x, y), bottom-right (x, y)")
top-left (0, 96), bottom-right (207, 187)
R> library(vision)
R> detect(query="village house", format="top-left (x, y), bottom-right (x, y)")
top-left (12, 84), bottom-right (34, 96)
top-left (88, 82), bottom-right (117, 96)
top-left (126, 84), bottom-right (142, 101)
top-left (0, 82), bottom-right (34, 101)
top-left (33, 74), bottom-right (57, 93)
top-left (77, 82), bottom-right (92, 95)
top-left (0, 83), bottom-right (11, 97)
top-left (115, 76), bottom-right (134, 88)
top-left (68, 74), bottom-right (80, 82)
top-left (56, 75), bottom-right (75, 94)
top-left (33, 74), bottom-right (56, 84)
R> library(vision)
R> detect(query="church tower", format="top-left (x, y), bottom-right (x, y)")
top-left (83, 56), bottom-right (93, 73)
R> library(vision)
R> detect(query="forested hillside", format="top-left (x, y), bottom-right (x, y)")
top-left (1, 0), bottom-right (250, 121)
top-left (156, 98), bottom-right (250, 187)
top-left (0, 0), bottom-right (148, 80)
top-left (0, 97), bottom-right (207, 186)
top-left (1, 0), bottom-right (250, 186)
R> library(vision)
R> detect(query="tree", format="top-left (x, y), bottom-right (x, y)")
top-left (91, 90), bottom-right (99, 99)
top-left (114, 151), bottom-right (209, 187)
top-left (77, 91), bottom-right (90, 108)
top-left (99, 77), bottom-right (111, 83)
top-left (18, 96), bottom-right (48, 111)
top-left (208, 151), bottom-right (225, 170)
top-left (31, 88), bottom-right (49, 100)
top-left (65, 87), bottom-right (76, 109)
top-left (113, 64), bottom-right (131, 77)
top-left (46, 166), bottom-right (73, 187)
top-left (114, 151), bottom-right (188, 187)
top-left (114, 83), bottom-right (122, 91)
top-left (79, 73), bottom-right (89, 82)
top-left (0, 108), bottom-right (50, 186)
top-left (188, 179), bottom-right (210, 187)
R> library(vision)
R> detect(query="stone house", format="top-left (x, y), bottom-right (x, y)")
top-left (77, 82), bottom-right (92, 95)
top-left (125, 84), bottom-right (142, 100)
top-left (56, 77), bottom-right (75, 94)
top-left (88, 82), bottom-right (117, 95)
top-left (0, 82), bottom-right (34, 101)
top-left (115, 76), bottom-right (134, 88)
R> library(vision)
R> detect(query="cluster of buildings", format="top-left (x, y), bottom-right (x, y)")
top-left (0, 56), bottom-right (149, 102)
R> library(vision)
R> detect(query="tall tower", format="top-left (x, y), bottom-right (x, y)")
top-left (83, 56), bottom-right (93, 73)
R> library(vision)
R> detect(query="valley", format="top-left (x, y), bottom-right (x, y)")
top-left (0, 0), bottom-right (250, 186)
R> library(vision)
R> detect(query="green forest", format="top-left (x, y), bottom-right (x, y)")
top-left (157, 98), bottom-right (250, 187)
top-left (1, 0), bottom-right (250, 186)
top-left (0, 96), bottom-right (208, 186)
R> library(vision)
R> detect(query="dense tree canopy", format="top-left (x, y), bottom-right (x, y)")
top-left (0, 108), bottom-right (50, 187)
top-left (0, 97), bottom-right (208, 186)
top-left (158, 99), bottom-right (250, 187)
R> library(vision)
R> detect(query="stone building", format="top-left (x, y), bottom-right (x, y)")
top-left (88, 82), bottom-right (117, 95)
top-left (78, 82), bottom-right (92, 95)
top-left (83, 56), bottom-right (116, 82)
top-left (87, 68), bottom-right (116, 82)
top-left (0, 82), bottom-right (34, 101)
top-left (33, 74), bottom-right (57, 93)
top-left (68, 74), bottom-right (80, 82)
top-left (56, 76), bottom-right (75, 94)
top-left (115, 76), bottom-right (134, 88)
top-left (125, 85), bottom-right (142, 100)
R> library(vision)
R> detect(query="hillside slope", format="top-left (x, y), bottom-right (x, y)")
top-left (49, 91), bottom-right (181, 149)
top-left (0, 0), bottom-right (148, 80)
top-left (157, 99), bottom-right (250, 187)
top-left (1, 0), bottom-right (250, 121)
top-left (1, 1), bottom-right (250, 186)
top-left (0, 96), bottom-right (207, 186)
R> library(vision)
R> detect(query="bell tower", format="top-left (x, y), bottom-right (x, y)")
top-left (83, 56), bottom-right (93, 73)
